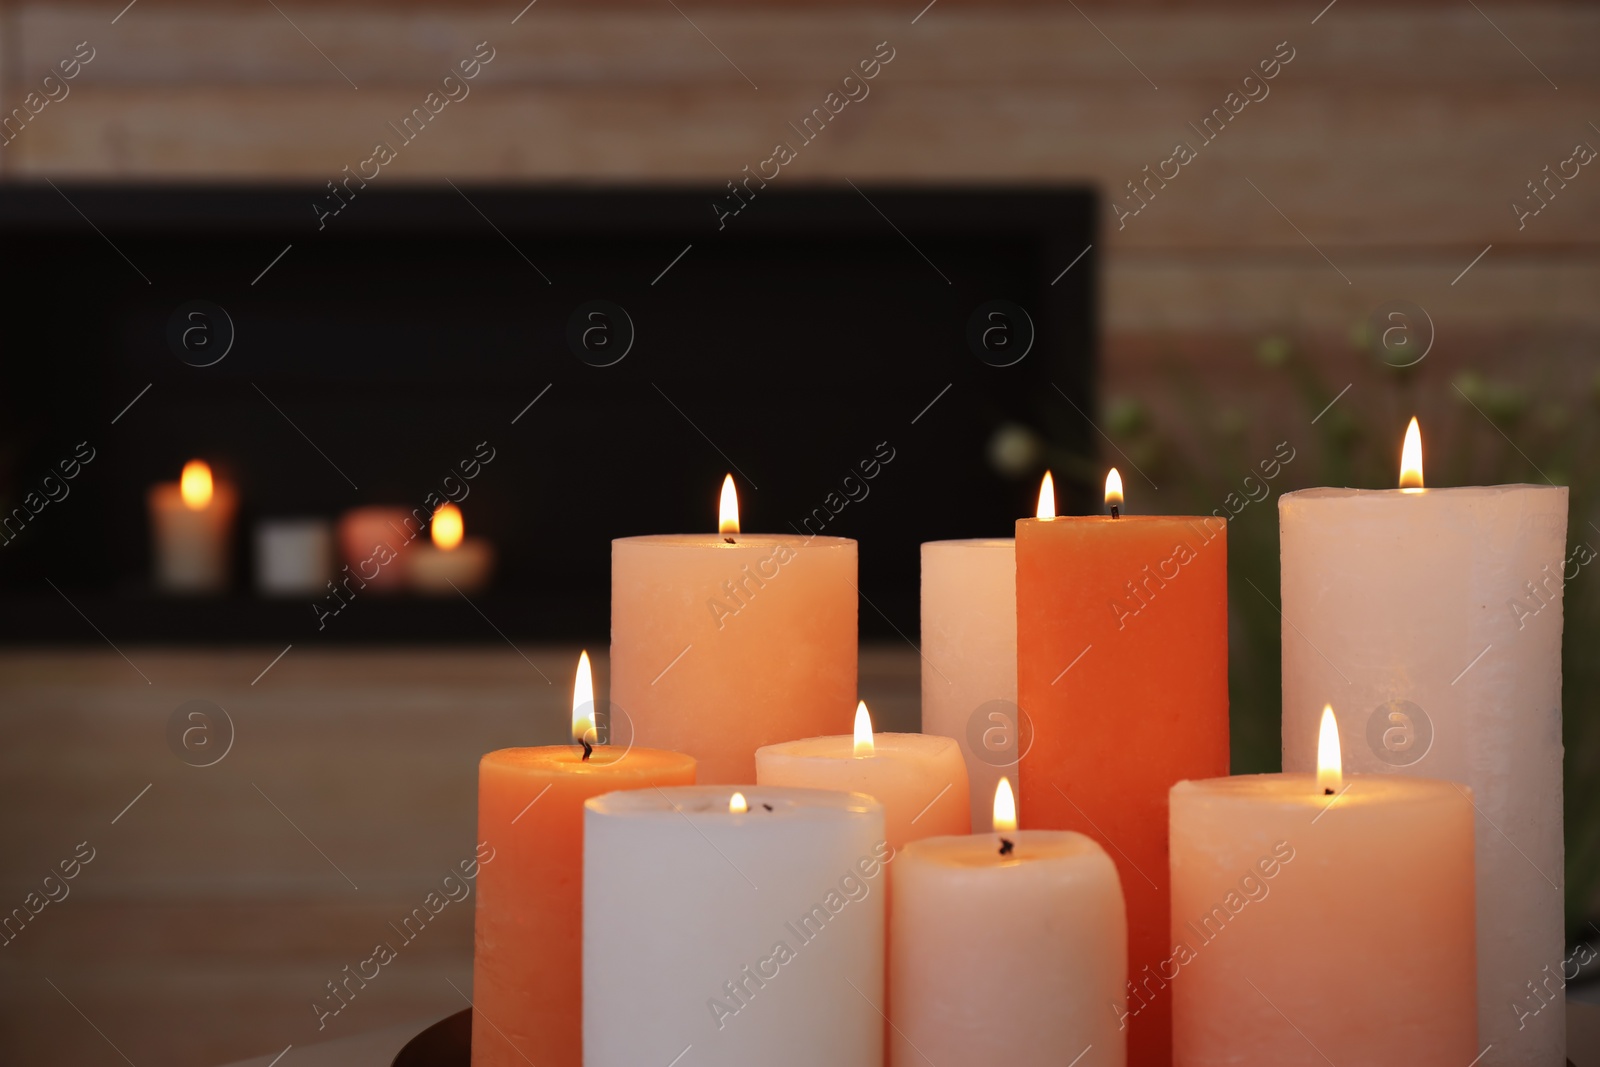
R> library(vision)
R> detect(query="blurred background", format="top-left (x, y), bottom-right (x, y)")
top-left (0, 0), bottom-right (1596, 1063)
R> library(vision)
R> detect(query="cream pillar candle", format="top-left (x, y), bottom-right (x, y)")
top-left (1171, 707), bottom-right (1478, 1066)
top-left (755, 701), bottom-right (970, 851)
top-left (890, 779), bottom-right (1126, 1067)
top-left (920, 538), bottom-right (1016, 830)
top-left (612, 475), bottom-right (857, 783)
top-left (1279, 420), bottom-right (1567, 1066)
top-left (584, 786), bottom-right (888, 1067)
top-left (148, 460), bottom-right (237, 593)
top-left (407, 503), bottom-right (494, 594)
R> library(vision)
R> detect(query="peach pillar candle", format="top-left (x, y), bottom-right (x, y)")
top-left (472, 652), bottom-right (696, 1067)
top-left (1170, 707), bottom-right (1477, 1067)
top-left (921, 537), bottom-right (1017, 830)
top-left (891, 779), bottom-right (1127, 1067)
top-left (1279, 420), bottom-right (1568, 1066)
top-left (756, 701), bottom-right (970, 851)
top-left (1016, 470), bottom-right (1229, 1067)
top-left (612, 475), bottom-right (857, 783)
top-left (148, 459), bottom-right (237, 593)
top-left (585, 786), bottom-right (887, 1067)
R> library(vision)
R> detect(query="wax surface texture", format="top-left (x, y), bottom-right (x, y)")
top-left (612, 533), bottom-right (857, 783)
top-left (1279, 484), bottom-right (1566, 1065)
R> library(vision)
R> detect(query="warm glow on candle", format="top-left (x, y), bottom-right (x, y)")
top-left (1036, 471), bottom-right (1056, 519)
top-left (1399, 417), bottom-right (1424, 491)
top-left (729, 791), bottom-right (748, 814)
top-left (180, 460), bottom-right (213, 510)
top-left (993, 776), bottom-right (1018, 833)
top-left (853, 700), bottom-right (874, 757)
top-left (1316, 704), bottom-right (1343, 794)
top-left (572, 650), bottom-right (598, 747)
top-left (432, 502), bottom-right (464, 551)
top-left (719, 474), bottom-right (740, 535)
top-left (1105, 468), bottom-right (1124, 511)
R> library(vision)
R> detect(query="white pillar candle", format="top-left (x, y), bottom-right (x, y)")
top-left (755, 701), bottom-right (969, 851)
top-left (612, 476), bottom-right (857, 783)
top-left (920, 538), bottom-right (1016, 830)
top-left (1279, 422), bottom-right (1567, 1066)
top-left (254, 518), bottom-right (332, 596)
top-left (1171, 709), bottom-right (1478, 1066)
top-left (890, 779), bottom-right (1126, 1067)
top-left (148, 460), bottom-right (236, 593)
top-left (585, 786), bottom-right (887, 1067)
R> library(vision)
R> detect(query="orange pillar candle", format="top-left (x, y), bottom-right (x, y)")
top-left (1016, 470), bottom-right (1229, 1067)
top-left (472, 652), bottom-right (696, 1067)
top-left (612, 474), bottom-right (857, 783)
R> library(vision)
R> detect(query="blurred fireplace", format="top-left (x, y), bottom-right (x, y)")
top-left (0, 184), bottom-right (1096, 643)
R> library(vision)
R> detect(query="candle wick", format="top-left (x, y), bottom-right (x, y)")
top-left (762, 802), bottom-right (773, 811)
top-left (1110, 505), bottom-right (1120, 520)
top-left (1324, 787), bottom-right (1333, 795)
top-left (724, 536), bottom-right (737, 544)
top-left (998, 837), bottom-right (1014, 857)
top-left (581, 736), bottom-right (593, 761)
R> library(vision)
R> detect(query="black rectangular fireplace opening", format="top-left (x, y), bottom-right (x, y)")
top-left (0, 184), bottom-right (1097, 643)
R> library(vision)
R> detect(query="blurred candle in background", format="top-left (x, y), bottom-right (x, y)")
top-left (336, 505), bottom-right (412, 593)
top-left (920, 530), bottom-right (1017, 830)
top-left (612, 474), bottom-right (857, 783)
top-left (1016, 470), bottom-right (1229, 1067)
top-left (408, 502), bottom-right (494, 594)
top-left (890, 779), bottom-right (1126, 1067)
top-left (1171, 707), bottom-right (1478, 1066)
top-left (473, 652), bottom-right (696, 1067)
top-left (1279, 418), bottom-right (1568, 1066)
top-left (148, 459), bottom-right (237, 593)
top-left (254, 518), bottom-right (333, 596)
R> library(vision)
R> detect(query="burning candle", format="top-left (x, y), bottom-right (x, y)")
top-left (472, 652), bottom-right (695, 1067)
top-left (148, 459), bottom-right (237, 593)
top-left (407, 502), bottom-right (494, 594)
top-left (1279, 419), bottom-right (1568, 1065)
top-left (755, 700), bottom-right (969, 852)
top-left (921, 528), bottom-right (1017, 831)
top-left (612, 474), bottom-right (857, 783)
top-left (1170, 707), bottom-right (1478, 1066)
top-left (584, 785), bottom-right (887, 1067)
top-left (1016, 470), bottom-right (1229, 1066)
top-left (890, 778), bottom-right (1126, 1066)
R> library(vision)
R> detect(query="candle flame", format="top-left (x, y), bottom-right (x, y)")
top-left (431, 503), bottom-right (464, 551)
top-left (729, 791), bottom-right (748, 814)
top-left (993, 777), bottom-right (1018, 834)
top-left (853, 700), bottom-right (874, 757)
top-left (571, 650), bottom-right (598, 747)
top-left (1316, 704), bottom-right (1343, 794)
top-left (1399, 417), bottom-right (1424, 491)
top-left (1105, 468), bottom-right (1124, 510)
top-left (1036, 471), bottom-right (1056, 519)
top-left (180, 460), bottom-right (213, 510)
top-left (719, 474), bottom-right (740, 535)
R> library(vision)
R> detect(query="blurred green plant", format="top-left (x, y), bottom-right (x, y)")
top-left (1098, 328), bottom-right (1599, 940)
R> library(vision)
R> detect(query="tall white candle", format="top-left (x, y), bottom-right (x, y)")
top-left (920, 538), bottom-right (1016, 830)
top-left (585, 786), bottom-right (887, 1067)
top-left (1279, 422), bottom-right (1568, 1066)
top-left (148, 460), bottom-right (236, 593)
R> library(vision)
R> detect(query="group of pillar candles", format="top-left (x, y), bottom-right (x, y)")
top-left (469, 420), bottom-right (1570, 1067)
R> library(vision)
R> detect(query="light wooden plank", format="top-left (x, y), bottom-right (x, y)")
top-left (13, 7), bottom-right (1600, 89)
top-left (10, 83), bottom-right (1600, 251)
